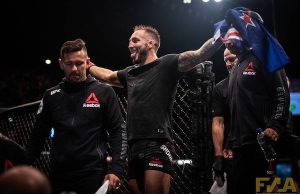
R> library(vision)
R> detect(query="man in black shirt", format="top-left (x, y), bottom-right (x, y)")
top-left (212, 48), bottom-right (237, 159)
top-left (1, 39), bottom-right (127, 194)
top-left (88, 25), bottom-right (221, 194)
top-left (211, 48), bottom-right (237, 192)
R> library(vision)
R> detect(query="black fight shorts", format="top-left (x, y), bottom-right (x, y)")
top-left (127, 140), bottom-right (173, 180)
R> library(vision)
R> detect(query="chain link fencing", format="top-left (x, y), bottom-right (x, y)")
top-left (0, 62), bottom-right (215, 194)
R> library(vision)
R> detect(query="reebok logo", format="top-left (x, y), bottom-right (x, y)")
top-left (83, 92), bottom-right (100, 108)
top-left (243, 62), bottom-right (256, 75)
top-left (149, 158), bottom-right (163, 168)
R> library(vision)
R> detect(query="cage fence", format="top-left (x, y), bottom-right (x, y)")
top-left (0, 62), bottom-right (215, 194)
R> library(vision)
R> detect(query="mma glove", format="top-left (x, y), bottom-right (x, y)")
top-left (212, 155), bottom-right (225, 187)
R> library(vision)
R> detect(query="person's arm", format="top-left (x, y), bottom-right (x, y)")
top-left (178, 38), bottom-right (222, 72)
top-left (264, 69), bottom-right (290, 141)
top-left (104, 174), bottom-right (121, 192)
top-left (88, 63), bottom-right (122, 87)
top-left (212, 116), bottom-right (226, 186)
top-left (103, 87), bottom-right (127, 179)
top-left (212, 116), bottom-right (225, 156)
top-left (25, 95), bottom-right (52, 163)
top-left (211, 83), bottom-right (226, 184)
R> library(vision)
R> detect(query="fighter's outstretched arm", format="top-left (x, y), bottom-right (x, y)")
top-left (88, 63), bottom-right (123, 87)
top-left (178, 38), bottom-right (222, 72)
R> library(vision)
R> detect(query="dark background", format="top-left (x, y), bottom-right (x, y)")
top-left (1, 0), bottom-right (299, 131)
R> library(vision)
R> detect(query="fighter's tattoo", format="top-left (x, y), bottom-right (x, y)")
top-left (178, 38), bottom-right (222, 72)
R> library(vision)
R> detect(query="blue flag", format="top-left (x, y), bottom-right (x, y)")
top-left (213, 7), bottom-right (290, 73)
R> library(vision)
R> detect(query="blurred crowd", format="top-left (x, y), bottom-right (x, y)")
top-left (0, 71), bottom-right (60, 108)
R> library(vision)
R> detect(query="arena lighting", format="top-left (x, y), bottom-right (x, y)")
top-left (50, 128), bottom-right (55, 138)
top-left (183, 0), bottom-right (222, 4)
top-left (183, 0), bottom-right (192, 4)
top-left (45, 59), bottom-right (51, 65)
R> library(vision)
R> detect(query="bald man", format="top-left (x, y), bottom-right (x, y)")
top-left (211, 48), bottom-right (237, 192)
top-left (0, 166), bottom-right (51, 194)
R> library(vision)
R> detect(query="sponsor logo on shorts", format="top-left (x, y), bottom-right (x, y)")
top-left (149, 158), bottom-right (163, 168)
top-left (160, 145), bottom-right (173, 161)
